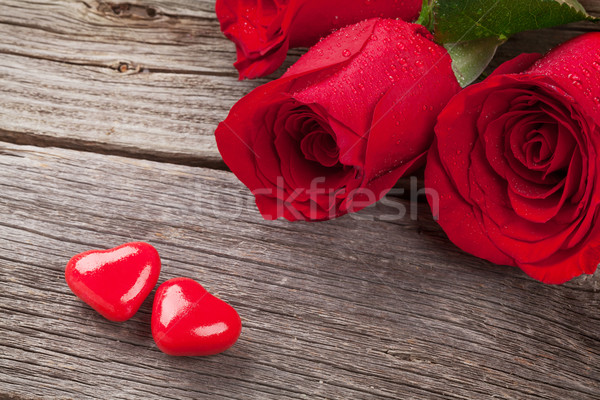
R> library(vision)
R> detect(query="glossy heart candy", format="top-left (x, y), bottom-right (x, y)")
top-left (65, 242), bottom-right (161, 322)
top-left (151, 278), bottom-right (242, 356)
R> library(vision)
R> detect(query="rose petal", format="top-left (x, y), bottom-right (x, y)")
top-left (284, 18), bottom-right (378, 79)
top-left (518, 232), bottom-right (600, 284)
top-left (527, 32), bottom-right (600, 126)
top-left (425, 142), bottom-right (516, 266)
top-left (217, 0), bottom-right (422, 79)
top-left (364, 24), bottom-right (460, 185)
top-left (287, 0), bottom-right (422, 47)
top-left (489, 53), bottom-right (543, 77)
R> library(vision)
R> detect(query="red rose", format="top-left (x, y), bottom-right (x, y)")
top-left (425, 33), bottom-right (600, 284)
top-left (216, 18), bottom-right (460, 221)
top-left (215, 0), bottom-right (422, 79)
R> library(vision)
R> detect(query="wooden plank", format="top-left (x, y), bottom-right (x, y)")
top-left (0, 0), bottom-right (598, 167)
top-left (0, 0), bottom-right (235, 73)
top-left (0, 142), bottom-right (598, 399)
top-left (0, 52), bottom-right (253, 168)
top-left (0, 0), bottom-right (302, 167)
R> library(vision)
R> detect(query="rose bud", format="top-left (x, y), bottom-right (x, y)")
top-left (425, 33), bottom-right (600, 284)
top-left (216, 18), bottom-right (461, 221)
top-left (215, 0), bottom-right (422, 79)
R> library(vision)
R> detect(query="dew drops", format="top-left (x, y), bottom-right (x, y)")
top-left (568, 73), bottom-right (582, 88)
top-left (594, 97), bottom-right (600, 107)
top-left (342, 49), bottom-right (351, 57)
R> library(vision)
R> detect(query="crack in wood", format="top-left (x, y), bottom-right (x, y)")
top-left (0, 128), bottom-right (227, 170)
top-left (0, 47), bottom-right (238, 78)
top-left (96, 1), bottom-right (158, 20)
top-left (1, 1), bottom-right (600, 398)
top-left (98, 2), bottom-right (159, 19)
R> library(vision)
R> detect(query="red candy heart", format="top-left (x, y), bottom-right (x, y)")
top-left (65, 242), bottom-right (161, 322)
top-left (151, 278), bottom-right (242, 356)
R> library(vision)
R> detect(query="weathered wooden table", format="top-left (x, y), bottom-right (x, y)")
top-left (1, 1), bottom-right (599, 399)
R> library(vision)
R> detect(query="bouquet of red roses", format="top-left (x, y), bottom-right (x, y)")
top-left (214, 0), bottom-right (600, 284)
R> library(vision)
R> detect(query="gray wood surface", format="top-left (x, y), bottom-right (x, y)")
top-left (1, 1), bottom-right (599, 399)
top-left (0, 0), bottom-right (300, 168)
top-left (0, 0), bottom-right (598, 167)
top-left (1, 144), bottom-right (599, 400)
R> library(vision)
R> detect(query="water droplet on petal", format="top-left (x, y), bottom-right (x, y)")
top-left (568, 73), bottom-right (582, 88)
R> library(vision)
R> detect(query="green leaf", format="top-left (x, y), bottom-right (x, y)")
top-left (434, 0), bottom-right (599, 44)
top-left (445, 36), bottom-right (505, 87)
top-left (416, 0), bottom-right (435, 32)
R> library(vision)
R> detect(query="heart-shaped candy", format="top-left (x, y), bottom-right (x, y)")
top-left (65, 242), bottom-right (161, 322)
top-left (151, 278), bottom-right (242, 356)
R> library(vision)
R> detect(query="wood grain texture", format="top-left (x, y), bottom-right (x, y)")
top-left (0, 143), bottom-right (599, 400)
top-left (1, 1), bottom-right (600, 399)
top-left (0, 0), bottom-right (598, 167)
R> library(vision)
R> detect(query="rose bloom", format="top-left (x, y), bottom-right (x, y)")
top-left (215, 0), bottom-right (422, 79)
top-left (426, 33), bottom-right (600, 284)
top-left (216, 18), bottom-right (460, 221)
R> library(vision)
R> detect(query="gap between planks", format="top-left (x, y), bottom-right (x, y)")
top-left (0, 0), bottom-right (598, 168)
top-left (0, 142), bottom-right (599, 400)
